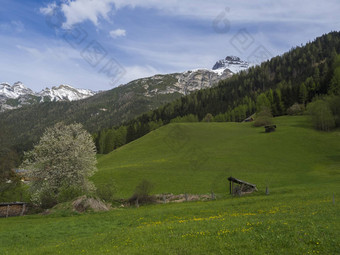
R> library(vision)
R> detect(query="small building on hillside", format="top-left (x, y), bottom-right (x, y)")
top-left (227, 176), bottom-right (257, 196)
top-left (264, 125), bottom-right (277, 133)
top-left (0, 202), bottom-right (27, 217)
top-left (13, 169), bottom-right (30, 182)
top-left (243, 116), bottom-right (254, 122)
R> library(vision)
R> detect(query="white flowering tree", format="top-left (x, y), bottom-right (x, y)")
top-left (21, 122), bottom-right (97, 207)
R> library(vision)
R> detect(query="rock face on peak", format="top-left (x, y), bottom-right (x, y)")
top-left (135, 68), bottom-right (233, 98)
top-left (212, 56), bottom-right (249, 74)
top-left (0, 82), bottom-right (35, 99)
top-left (0, 82), bottom-right (96, 112)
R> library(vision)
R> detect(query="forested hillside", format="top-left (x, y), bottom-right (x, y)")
top-left (0, 64), bottom-right (232, 152)
top-left (95, 32), bottom-right (340, 154)
top-left (0, 74), bottom-right (182, 152)
top-left (1, 32), bottom-right (339, 154)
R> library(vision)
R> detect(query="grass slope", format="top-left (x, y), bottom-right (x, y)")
top-left (93, 116), bottom-right (340, 198)
top-left (1, 116), bottom-right (339, 254)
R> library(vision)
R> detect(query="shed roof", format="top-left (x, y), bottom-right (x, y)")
top-left (227, 176), bottom-right (256, 188)
top-left (0, 202), bottom-right (27, 206)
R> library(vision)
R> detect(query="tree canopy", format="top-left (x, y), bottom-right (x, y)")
top-left (21, 122), bottom-right (97, 207)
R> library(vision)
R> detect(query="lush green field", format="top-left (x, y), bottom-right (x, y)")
top-left (93, 116), bottom-right (340, 198)
top-left (1, 116), bottom-right (339, 254)
top-left (0, 189), bottom-right (339, 254)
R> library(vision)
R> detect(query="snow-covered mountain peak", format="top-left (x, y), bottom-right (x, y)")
top-left (13, 81), bottom-right (24, 87)
top-left (38, 84), bottom-right (96, 102)
top-left (0, 81), bottom-right (34, 99)
top-left (0, 82), bottom-right (96, 112)
top-left (1, 82), bottom-right (11, 87)
top-left (212, 56), bottom-right (249, 74)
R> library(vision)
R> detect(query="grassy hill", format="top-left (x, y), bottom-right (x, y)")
top-left (1, 116), bottom-right (339, 254)
top-left (93, 116), bottom-right (340, 198)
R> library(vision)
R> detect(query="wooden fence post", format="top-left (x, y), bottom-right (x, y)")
top-left (6, 205), bottom-right (10, 218)
top-left (20, 204), bottom-right (26, 216)
top-left (266, 186), bottom-right (269, 195)
top-left (185, 193), bottom-right (188, 202)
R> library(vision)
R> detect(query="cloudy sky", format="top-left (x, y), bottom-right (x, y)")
top-left (1, 0), bottom-right (339, 91)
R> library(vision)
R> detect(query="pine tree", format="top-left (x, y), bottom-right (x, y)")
top-left (299, 82), bottom-right (308, 105)
top-left (104, 129), bottom-right (115, 154)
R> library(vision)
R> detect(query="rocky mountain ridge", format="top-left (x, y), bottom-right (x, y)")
top-left (0, 56), bottom-right (249, 112)
top-left (0, 82), bottom-right (96, 112)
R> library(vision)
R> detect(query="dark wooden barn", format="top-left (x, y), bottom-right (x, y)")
top-left (228, 177), bottom-right (257, 196)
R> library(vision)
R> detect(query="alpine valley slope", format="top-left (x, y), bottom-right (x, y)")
top-left (92, 115), bottom-right (340, 198)
top-left (0, 56), bottom-right (248, 151)
top-left (0, 116), bottom-right (339, 255)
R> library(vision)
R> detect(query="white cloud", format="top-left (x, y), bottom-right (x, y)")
top-left (60, 0), bottom-right (114, 28)
top-left (40, 0), bottom-right (340, 30)
top-left (109, 29), bottom-right (126, 38)
top-left (39, 2), bottom-right (57, 16)
top-left (10, 0), bottom-right (340, 92)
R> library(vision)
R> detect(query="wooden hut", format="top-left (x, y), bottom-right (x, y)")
top-left (265, 125), bottom-right (276, 133)
top-left (227, 177), bottom-right (257, 196)
top-left (0, 202), bottom-right (27, 217)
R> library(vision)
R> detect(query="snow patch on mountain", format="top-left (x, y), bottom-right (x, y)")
top-left (0, 82), bottom-right (96, 112)
top-left (212, 56), bottom-right (249, 74)
top-left (39, 85), bottom-right (96, 102)
top-left (0, 82), bottom-right (35, 99)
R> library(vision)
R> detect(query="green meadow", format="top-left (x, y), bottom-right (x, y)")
top-left (93, 116), bottom-right (340, 198)
top-left (0, 116), bottom-right (339, 254)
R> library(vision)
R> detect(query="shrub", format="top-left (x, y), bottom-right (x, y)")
top-left (128, 180), bottom-right (155, 206)
top-left (253, 107), bottom-right (273, 127)
top-left (202, 113), bottom-right (213, 122)
top-left (30, 184), bottom-right (58, 209)
top-left (287, 103), bottom-right (305, 115)
top-left (57, 185), bottom-right (83, 203)
top-left (307, 99), bottom-right (335, 131)
top-left (326, 96), bottom-right (340, 126)
top-left (96, 181), bottom-right (117, 203)
top-left (171, 114), bottom-right (198, 123)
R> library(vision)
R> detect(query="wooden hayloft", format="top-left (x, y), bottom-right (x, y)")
top-left (228, 176), bottom-right (258, 196)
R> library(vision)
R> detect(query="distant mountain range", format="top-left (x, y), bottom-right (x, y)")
top-left (0, 55), bottom-right (249, 151)
top-left (0, 82), bottom-right (96, 112)
top-left (0, 56), bottom-right (249, 112)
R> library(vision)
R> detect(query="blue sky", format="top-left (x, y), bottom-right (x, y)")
top-left (0, 0), bottom-right (339, 92)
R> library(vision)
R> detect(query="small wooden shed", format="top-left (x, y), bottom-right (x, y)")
top-left (265, 125), bottom-right (276, 133)
top-left (228, 177), bottom-right (258, 196)
top-left (0, 202), bottom-right (27, 217)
